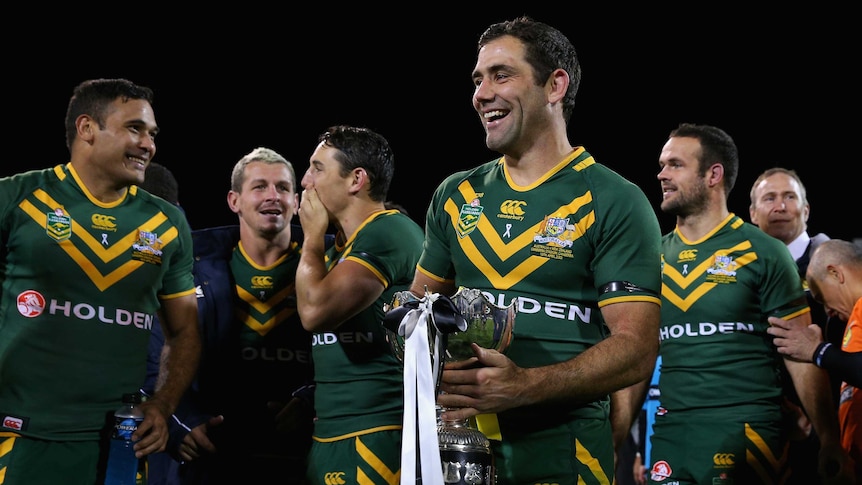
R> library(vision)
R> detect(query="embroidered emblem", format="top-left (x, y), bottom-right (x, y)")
top-left (131, 230), bottom-right (164, 265)
top-left (705, 254), bottom-right (738, 284)
top-left (46, 208), bottom-right (71, 241)
top-left (457, 199), bottom-right (483, 238)
top-left (533, 216), bottom-right (573, 248)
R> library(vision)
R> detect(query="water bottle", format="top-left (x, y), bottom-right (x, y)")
top-left (104, 392), bottom-right (145, 485)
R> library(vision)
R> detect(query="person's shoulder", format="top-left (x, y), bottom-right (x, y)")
top-left (133, 187), bottom-right (185, 216)
top-left (437, 158), bottom-right (502, 188)
top-left (1, 165), bottom-right (60, 185)
top-left (192, 225), bottom-right (240, 259)
top-left (737, 221), bottom-right (798, 266)
top-left (737, 219), bottom-right (786, 247)
top-left (578, 156), bottom-right (639, 188)
top-left (386, 210), bottom-right (424, 236)
top-left (0, 166), bottom-right (66, 207)
top-left (574, 152), bottom-right (646, 196)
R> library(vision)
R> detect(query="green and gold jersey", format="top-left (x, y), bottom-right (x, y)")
top-left (311, 210), bottom-right (424, 439)
top-left (418, 148), bottom-right (662, 421)
top-left (659, 213), bottom-right (808, 420)
top-left (0, 164), bottom-right (195, 440)
top-left (226, 240), bottom-right (311, 406)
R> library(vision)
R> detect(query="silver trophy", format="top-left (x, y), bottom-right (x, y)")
top-left (383, 287), bottom-right (516, 485)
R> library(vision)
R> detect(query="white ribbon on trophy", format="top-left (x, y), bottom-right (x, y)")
top-left (397, 293), bottom-right (445, 485)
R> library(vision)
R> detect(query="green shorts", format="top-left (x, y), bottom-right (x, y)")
top-left (0, 432), bottom-right (101, 485)
top-left (648, 414), bottom-right (786, 484)
top-left (306, 429), bottom-right (402, 484)
top-left (493, 416), bottom-right (614, 485)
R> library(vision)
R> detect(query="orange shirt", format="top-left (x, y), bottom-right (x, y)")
top-left (838, 297), bottom-right (862, 470)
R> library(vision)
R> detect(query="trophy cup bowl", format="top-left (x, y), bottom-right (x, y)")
top-left (441, 287), bottom-right (515, 362)
top-left (383, 287), bottom-right (516, 485)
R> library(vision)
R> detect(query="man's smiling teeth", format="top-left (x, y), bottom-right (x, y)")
top-left (484, 110), bottom-right (505, 120)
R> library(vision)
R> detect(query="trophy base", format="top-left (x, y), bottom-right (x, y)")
top-left (437, 416), bottom-right (495, 485)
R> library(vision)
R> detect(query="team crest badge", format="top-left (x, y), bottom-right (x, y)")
top-left (132, 230), bottom-right (165, 264)
top-left (533, 216), bottom-right (573, 248)
top-left (46, 208), bottom-right (71, 241)
top-left (457, 199), bottom-right (483, 238)
top-left (706, 255), bottom-right (737, 276)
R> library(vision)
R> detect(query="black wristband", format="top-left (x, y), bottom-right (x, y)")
top-left (813, 342), bottom-right (831, 367)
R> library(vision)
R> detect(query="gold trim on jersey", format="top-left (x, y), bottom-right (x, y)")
top-left (444, 181), bottom-right (595, 290)
top-left (19, 190), bottom-right (178, 291)
top-left (661, 241), bottom-right (758, 312)
top-left (235, 284), bottom-right (297, 336)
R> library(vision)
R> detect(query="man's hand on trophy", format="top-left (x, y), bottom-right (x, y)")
top-left (437, 342), bottom-right (529, 421)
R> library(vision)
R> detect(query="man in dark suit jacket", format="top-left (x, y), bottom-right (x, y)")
top-left (750, 167), bottom-right (843, 484)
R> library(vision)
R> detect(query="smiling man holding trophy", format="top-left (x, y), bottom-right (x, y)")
top-left (397, 16), bottom-right (663, 485)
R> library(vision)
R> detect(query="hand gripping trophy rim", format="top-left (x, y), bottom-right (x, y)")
top-left (382, 286), bottom-right (517, 389)
top-left (382, 287), bottom-right (516, 485)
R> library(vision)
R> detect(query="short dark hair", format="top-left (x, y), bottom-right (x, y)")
top-left (669, 123), bottom-right (739, 197)
top-left (478, 16), bottom-right (581, 124)
top-left (64, 78), bottom-right (154, 151)
top-left (140, 162), bottom-right (180, 206)
top-left (318, 125), bottom-right (394, 202)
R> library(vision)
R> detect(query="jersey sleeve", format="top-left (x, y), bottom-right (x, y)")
top-left (590, 171), bottom-right (663, 307)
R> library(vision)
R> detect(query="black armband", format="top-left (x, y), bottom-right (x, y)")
top-left (599, 280), bottom-right (658, 296)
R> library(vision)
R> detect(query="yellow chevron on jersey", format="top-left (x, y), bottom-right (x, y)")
top-left (445, 180), bottom-right (595, 289)
top-left (18, 194), bottom-right (178, 291)
top-left (662, 243), bottom-right (759, 312)
top-left (235, 284), bottom-right (297, 336)
top-left (235, 306), bottom-right (295, 337)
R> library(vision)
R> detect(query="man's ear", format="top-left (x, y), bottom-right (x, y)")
top-left (547, 68), bottom-right (569, 105)
top-left (76, 115), bottom-right (97, 144)
top-left (226, 190), bottom-right (241, 214)
top-left (827, 264), bottom-right (845, 284)
top-left (707, 163), bottom-right (724, 188)
top-left (349, 167), bottom-right (367, 195)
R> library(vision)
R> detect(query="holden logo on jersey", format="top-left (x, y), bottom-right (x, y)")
top-left (650, 460), bottom-right (673, 482)
top-left (17, 290), bottom-right (46, 318)
top-left (457, 199), bottom-right (483, 238)
top-left (46, 208), bottom-right (71, 241)
top-left (91, 213), bottom-right (117, 232)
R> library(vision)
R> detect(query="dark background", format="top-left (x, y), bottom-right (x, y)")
top-left (6, 9), bottom-right (858, 241)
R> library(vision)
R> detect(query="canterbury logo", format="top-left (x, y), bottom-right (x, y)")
top-left (324, 471), bottom-right (346, 485)
top-left (677, 249), bottom-right (697, 261)
top-left (499, 200), bottom-right (526, 216)
top-left (713, 453), bottom-right (735, 466)
top-left (91, 214), bottom-right (117, 228)
top-left (250, 276), bottom-right (274, 287)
